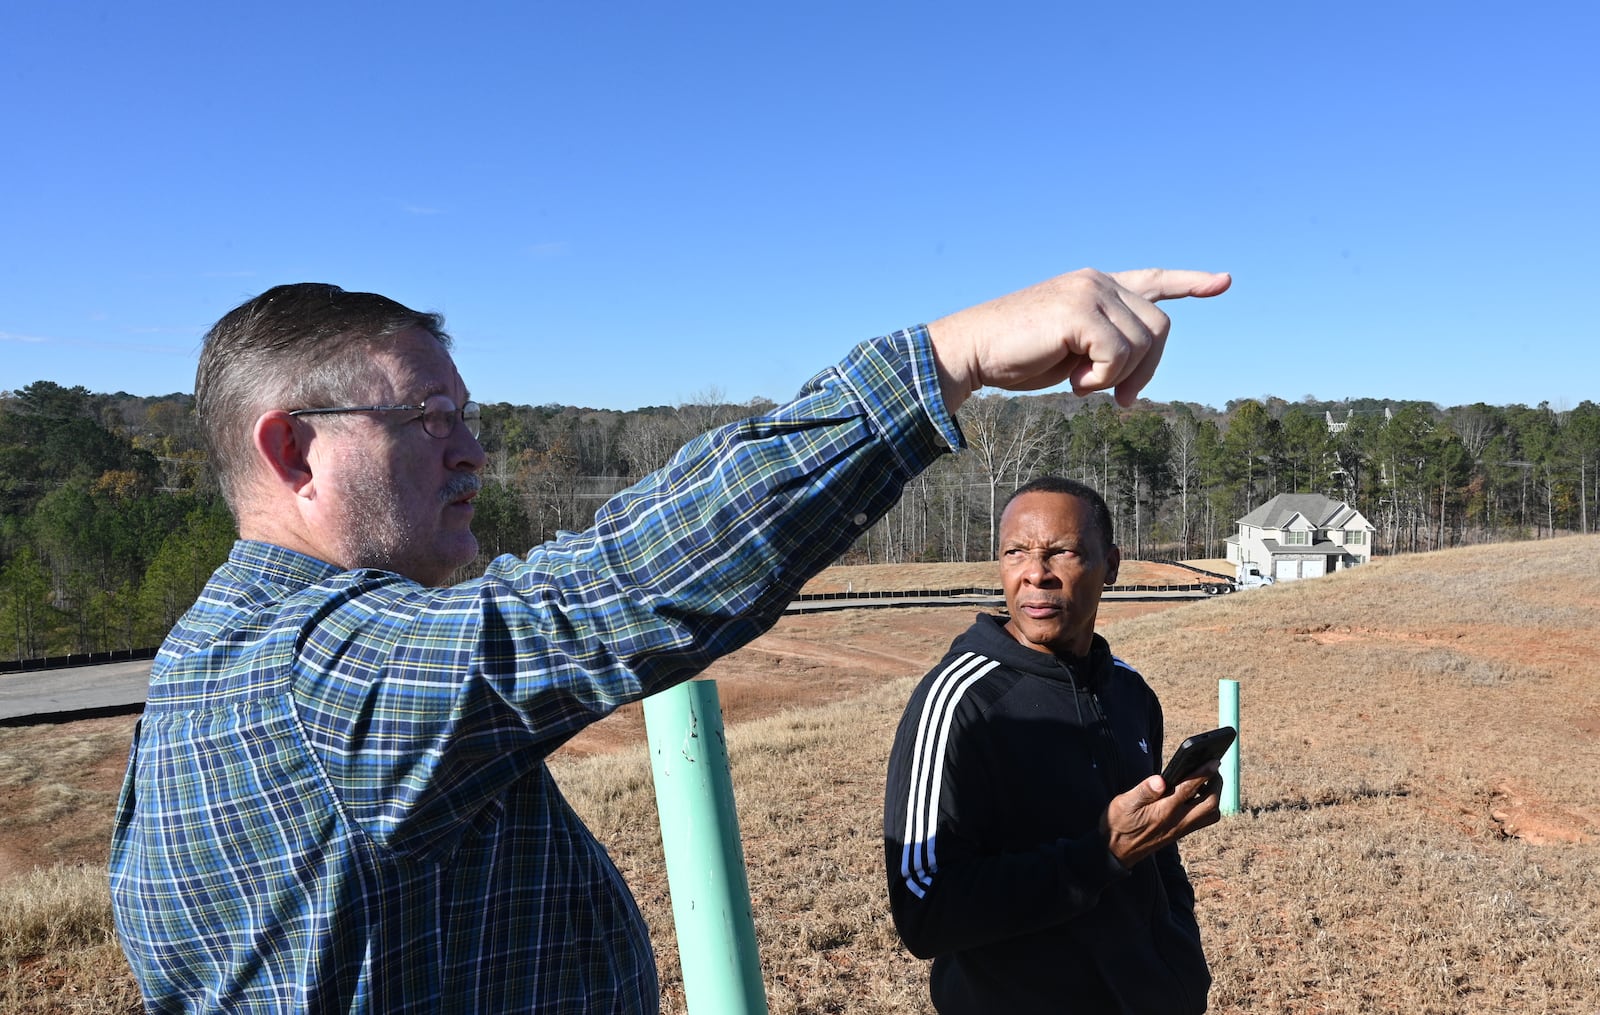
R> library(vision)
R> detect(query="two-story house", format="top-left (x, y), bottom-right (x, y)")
top-left (1226, 493), bottom-right (1375, 583)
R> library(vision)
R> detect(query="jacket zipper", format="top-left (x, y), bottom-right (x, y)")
top-left (1087, 690), bottom-right (1127, 793)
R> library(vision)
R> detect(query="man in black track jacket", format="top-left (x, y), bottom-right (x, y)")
top-left (884, 476), bottom-right (1223, 1014)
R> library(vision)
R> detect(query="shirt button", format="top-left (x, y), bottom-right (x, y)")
top-left (852, 512), bottom-right (868, 526)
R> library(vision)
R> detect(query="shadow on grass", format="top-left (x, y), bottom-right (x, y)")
top-left (1244, 785), bottom-right (1410, 816)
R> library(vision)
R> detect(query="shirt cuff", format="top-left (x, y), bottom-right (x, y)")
top-left (903, 323), bottom-right (965, 454)
top-left (833, 324), bottom-right (965, 480)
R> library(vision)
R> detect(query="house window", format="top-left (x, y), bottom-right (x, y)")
top-left (1284, 530), bottom-right (1310, 546)
top-left (1345, 530), bottom-right (1366, 545)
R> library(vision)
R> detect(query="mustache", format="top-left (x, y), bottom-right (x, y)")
top-left (441, 474), bottom-right (482, 503)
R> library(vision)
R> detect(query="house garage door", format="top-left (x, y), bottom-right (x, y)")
top-left (1275, 560), bottom-right (1298, 581)
top-left (1301, 559), bottom-right (1326, 578)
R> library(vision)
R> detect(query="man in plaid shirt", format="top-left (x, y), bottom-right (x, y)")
top-left (109, 269), bottom-right (1229, 1012)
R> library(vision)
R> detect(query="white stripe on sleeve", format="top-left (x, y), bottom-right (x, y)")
top-left (897, 653), bottom-right (998, 898)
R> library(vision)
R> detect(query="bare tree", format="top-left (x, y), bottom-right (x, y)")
top-left (619, 413), bottom-right (681, 476)
top-left (675, 385), bottom-right (737, 443)
top-left (961, 394), bottom-right (1056, 559)
top-left (1167, 409), bottom-right (1201, 555)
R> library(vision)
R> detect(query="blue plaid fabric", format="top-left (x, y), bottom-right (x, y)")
top-left (110, 328), bottom-right (961, 1013)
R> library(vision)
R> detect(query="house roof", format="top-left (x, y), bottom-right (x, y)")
top-left (1260, 537), bottom-right (1348, 558)
top-left (1238, 493), bottom-right (1367, 529)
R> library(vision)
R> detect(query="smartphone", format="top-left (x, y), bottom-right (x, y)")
top-left (1160, 726), bottom-right (1237, 788)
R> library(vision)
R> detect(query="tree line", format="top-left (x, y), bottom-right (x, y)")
top-left (3, 379), bottom-right (1595, 661)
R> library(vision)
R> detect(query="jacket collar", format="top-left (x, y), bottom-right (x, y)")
top-left (957, 612), bottom-right (1113, 687)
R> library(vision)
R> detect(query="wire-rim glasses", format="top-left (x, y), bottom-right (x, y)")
top-left (289, 395), bottom-right (482, 439)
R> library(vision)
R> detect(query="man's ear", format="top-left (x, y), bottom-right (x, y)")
top-left (253, 411), bottom-right (316, 496)
top-left (1104, 545), bottom-right (1121, 586)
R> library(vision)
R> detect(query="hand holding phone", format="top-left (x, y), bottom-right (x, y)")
top-left (1160, 726), bottom-right (1236, 791)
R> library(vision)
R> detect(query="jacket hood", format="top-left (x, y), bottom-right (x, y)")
top-left (953, 613), bottom-right (1114, 688)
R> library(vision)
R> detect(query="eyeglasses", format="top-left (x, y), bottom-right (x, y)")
top-left (289, 394), bottom-right (482, 439)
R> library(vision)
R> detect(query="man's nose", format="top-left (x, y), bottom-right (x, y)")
top-left (1018, 552), bottom-right (1049, 584)
top-left (448, 426), bottom-right (486, 472)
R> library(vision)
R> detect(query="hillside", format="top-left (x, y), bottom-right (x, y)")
top-left (3, 537), bottom-right (1598, 1012)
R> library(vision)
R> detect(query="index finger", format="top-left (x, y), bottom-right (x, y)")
top-left (1168, 760), bottom-right (1223, 798)
top-left (1109, 269), bottom-right (1232, 303)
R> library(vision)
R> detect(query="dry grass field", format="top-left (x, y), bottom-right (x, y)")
top-left (3, 538), bottom-right (1597, 1012)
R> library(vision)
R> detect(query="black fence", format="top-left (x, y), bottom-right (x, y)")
top-left (0, 646), bottom-right (158, 675)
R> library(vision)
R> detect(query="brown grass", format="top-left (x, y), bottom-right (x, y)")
top-left (4, 538), bottom-right (1599, 1012)
top-left (0, 864), bottom-right (140, 1013)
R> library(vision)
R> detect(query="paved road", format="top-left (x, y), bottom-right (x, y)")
top-left (0, 659), bottom-right (152, 725)
top-left (0, 587), bottom-right (1221, 725)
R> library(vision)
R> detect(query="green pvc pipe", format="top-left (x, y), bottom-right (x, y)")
top-left (1218, 679), bottom-right (1241, 816)
top-left (643, 679), bottom-right (769, 1014)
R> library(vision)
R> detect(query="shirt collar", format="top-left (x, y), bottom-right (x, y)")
top-left (226, 539), bottom-right (346, 587)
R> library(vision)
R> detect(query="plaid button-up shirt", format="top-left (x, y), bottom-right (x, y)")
top-left (110, 327), bottom-right (960, 1013)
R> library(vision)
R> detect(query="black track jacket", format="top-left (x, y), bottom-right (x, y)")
top-left (883, 613), bottom-right (1210, 1014)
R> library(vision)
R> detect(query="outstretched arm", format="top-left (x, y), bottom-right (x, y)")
top-left (927, 267), bottom-right (1231, 413)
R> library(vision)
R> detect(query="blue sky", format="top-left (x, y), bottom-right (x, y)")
top-left (3, 1), bottom-right (1596, 412)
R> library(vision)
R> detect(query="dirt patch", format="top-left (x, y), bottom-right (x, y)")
top-left (1489, 778), bottom-right (1597, 845)
top-left (0, 714), bottom-right (137, 881)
